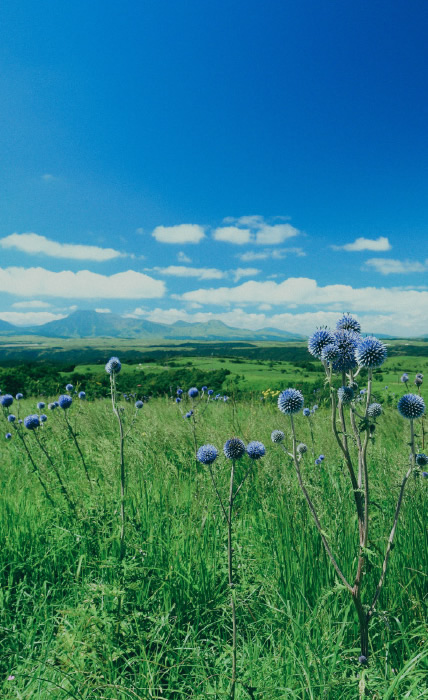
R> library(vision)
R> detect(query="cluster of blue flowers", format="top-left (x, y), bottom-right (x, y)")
top-left (315, 454), bottom-right (325, 466)
top-left (197, 437), bottom-right (266, 464)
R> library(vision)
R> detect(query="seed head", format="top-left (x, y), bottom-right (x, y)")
top-left (397, 394), bottom-right (425, 420)
top-left (415, 453), bottom-right (428, 467)
top-left (367, 403), bottom-right (382, 418)
top-left (338, 386), bottom-right (354, 403)
top-left (271, 429), bottom-right (285, 443)
top-left (105, 357), bottom-right (122, 374)
top-left (196, 444), bottom-right (218, 464)
top-left (278, 388), bottom-right (304, 415)
top-left (401, 373), bottom-right (409, 383)
top-left (297, 442), bottom-right (308, 454)
top-left (223, 437), bottom-right (246, 460)
top-left (246, 441), bottom-right (266, 460)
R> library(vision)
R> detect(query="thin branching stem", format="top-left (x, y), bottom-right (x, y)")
top-left (64, 411), bottom-right (92, 487)
top-left (33, 431), bottom-right (76, 513)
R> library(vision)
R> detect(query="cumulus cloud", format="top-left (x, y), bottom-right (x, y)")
top-left (95, 308), bottom-right (111, 313)
top-left (146, 266), bottom-right (226, 280)
top-left (212, 226), bottom-right (252, 245)
top-left (0, 232), bottom-right (127, 261)
top-left (0, 267), bottom-right (166, 299)
top-left (177, 251), bottom-right (192, 263)
top-left (364, 258), bottom-right (428, 275)
top-left (0, 311), bottom-right (67, 326)
top-left (238, 247), bottom-right (305, 261)
top-left (178, 276), bottom-right (428, 320)
top-left (213, 217), bottom-right (301, 246)
top-left (151, 224), bottom-right (205, 244)
top-left (232, 268), bottom-right (260, 282)
top-left (332, 236), bottom-right (391, 252)
top-left (11, 300), bottom-right (52, 309)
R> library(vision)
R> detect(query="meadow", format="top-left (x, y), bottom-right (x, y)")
top-left (0, 340), bottom-right (427, 699)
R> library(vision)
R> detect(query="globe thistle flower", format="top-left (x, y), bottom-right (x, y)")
top-left (0, 394), bottom-right (14, 408)
top-left (415, 453), bottom-right (428, 467)
top-left (7, 414), bottom-right (16, 423)
top-left (349, 381), bottom-right (359, 391)
top-left (303, 408), bottom-right (311, 417)
top-left (37, 401), bottom-right (45, 410)
top-left (58, 394), bottom-right (73, 410)
top-left (312, 404), bottom-right (318, 411)
top-left (176, 397), bottom-right (182, 403)
top-left (401, 373), bottom-right (409, 383)
top-left (367, 403), bottom-right (382, 418)
top-left (18, 419), bottom-right (22, 424)
top-left (208, 389), bottom-right (214, 396)
top-left (78, 391), bottom-right (86, 399)
top-left (278, 388), bottom-right (304, 415)
top-left (338, 386), bottom-right (354, 403)
top-left (247, 441), bottom-right (266, 460)
top-left (359, 655), bottom-right (368, 666)
top-left (319, 454), bottom-right (325, 461)
top-left (422, 472), bottom-right (428, 478)
top-left (24, 414), bottom-right (40, 430)
top-left (271, 429), bottom-right (285, 443)
top-left (15, 393), bottom-right (23, 400)
top-left (5, 432), bottom-right (12, 440)
top-left (105, 357), bottom-right (121, 374)
top-left (297, 442), bottom-right (308, 454)
top-left (336, 313), bottom-right (361, 334)
top-left (202, 386), bottom-right (207, 391)
top-left (48, 402), bottom-right (56, 410)
top-left (331, 330), bottom-right (358, 372)
top-left (321, 343), bottom-right (339, 364)
top-left (308, 329), bottom-right (335, 358)
top-left (397, 394), bottom-right (425, 420)
top-left (184, 410), bottom-right (193, 419)
top-left (223, 396), bottom-right (229, 402)
top-left (315, 458), bottom-right (321, 465)
top-left (135, 400), bottom-right (143, 409)
top-left (223, 437), bottom-right (246, 460)
top-left (66, 384), bottom-right (74, 391)
top-left (415, 373), bottom-right (423, 387)
top-left (355, 336), bottom-right (387, 369)
top-left (188, 387), bottom-right (199, 398)
top-left (177, 388), bottom-right (183, 395)
top-left (40, 414), bottom-right (48, 423)
top-left (196, 444), bottom-right (218, 465)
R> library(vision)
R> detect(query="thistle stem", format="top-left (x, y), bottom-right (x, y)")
top-left (228, 460), bottom-right (237, 700)
top-left (33, 432), bottom-right (75, 513)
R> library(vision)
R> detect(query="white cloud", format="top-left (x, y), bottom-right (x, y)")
top-left (177, 251), bottom-right (192, 263)
top-left (147, 265), bottom-right (226, 280)
top-left (213, 226), bottom-right (252, 244)
top-left (95, 308), bottom-right (111, 313)
top-left (11, 300), bottom-right (52, 309)
top-left (41, 174), bottom-right (57, 182)
top-left (151, 224), bottom-right (205, 244)
top-left (0, 267), bottom-right (166, 299)
top-left (0, 232), bottom-right (127, 261)
top-left (232, 268), bottom-right (260, 282)
top-left (332, 236), bottom-right (392, 252)
top-left (364, 258), bottom-right (427, 275)
top-left (255, 223), bottom-right (300, 245)
top-left (238, 247), bottom-right (305, 261)
top-left (0, 311), bottom-right (67, 326)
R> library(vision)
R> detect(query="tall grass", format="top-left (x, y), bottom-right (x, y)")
top-left (0, 395), bottom-right (427, 698)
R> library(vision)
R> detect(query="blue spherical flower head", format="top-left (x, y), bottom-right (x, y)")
top-left (303, 407), bottom-right (311, 417)
top-left (336, 313), bottom-right (361, 334)
top-left (247, 441), bottom-right (266, 460)
top-left (312, 404), bottom-right (318, 411)
top-left (184, 410), bottom-right (193, 418)
top-left (37, 401), bottom-right (45, 410)
top-left (367, 403), bottom-right (382, 418)
top-left (197, 444), bottom-right (218, 465)
top-left (24, 414), bottom-right (40, 430)
top-left (331, 330), bottom-right (358, 372)
top-left (356, 336), bottom-right (387, 369)
top-left (319, 454), bottom-right (325, 461)
top-left (338, 386), bottom-right (354, 403)
top-left (177, 388), bottom-right (183, 395)
top-left (308, 329), bottom-right (335, 358)
top-left (359, 655), bottom-right (368, 666)
top-left (271, 429), bottom-right (285, 443)
top-left (40, 414), bottom-right (47, 423)
top-left (207, 389), bottom-right (214, 396)
top-left (297, 442), bottom-right (308, 454)
top-left (315, 458), bottom-right (321, 465)
top-left (415, 373), bottom-right (423, 387)
top-left (401, 373), bottom-right (409, 383)
top-left (7, 414), bottom-right (16, 423)
top-left (321, 343), bottom-right (339, 364)
top-left (202, 386), bottom-right (208, 391)
top-left (278, 388), bottom-right (304, 415)
top-left (135, 400), bottom-right (144, 409)
top-left (78, 391), bottom-right (86, 399)
top-left (397, 394), bottom-right (425, 420)
top-left (105, 357), bottom-right (121, 374)
top-left (188, 387), bottom-right (199, 398)
top-left (15, 393), bottom-right (23, 400)
top-left (58, 394), bottom-right (73, 410)
top-left (66, 384), bottom-right (74, 391)
top-left (48, 402), bottom-right (56, 410)
top-left (5, 432), bottom-right (12, 440)
top-left (422, 472), bottom-right (428, 478)
top-left (176, 397), bottom-right (182, 403)
top-left (0, 394), bottom-right (14, 408)
top-left (415, 453), bottom-right (428, 467)
top-left (223, 437), bottom-right (246, 460)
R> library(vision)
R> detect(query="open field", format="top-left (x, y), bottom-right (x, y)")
top-left (0, 341), bottom-right (427, 698)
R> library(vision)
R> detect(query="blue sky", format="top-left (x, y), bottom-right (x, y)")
top-left (0, 1), bottom-right (427, 336)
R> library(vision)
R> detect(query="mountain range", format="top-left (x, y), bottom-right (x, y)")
top-left (0, 310), bottom-right (306, 341)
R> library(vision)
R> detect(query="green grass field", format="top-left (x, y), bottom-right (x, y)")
top-left (0, 345), bottom-right (427, 698)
